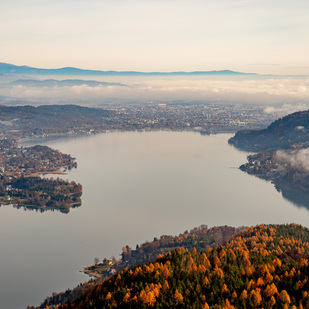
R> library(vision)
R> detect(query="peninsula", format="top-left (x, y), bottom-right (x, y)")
top-left (33, 223), bottom-right (309, 309)
top-left (229, 109), bottom-right (309, 209)
top-left (0, 138), bottom-right (81, 212)
top-left (36, 224), bottom-right (245, 307)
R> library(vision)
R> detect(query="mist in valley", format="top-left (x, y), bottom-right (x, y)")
top-left (0, 74), bottom-right (308, 115)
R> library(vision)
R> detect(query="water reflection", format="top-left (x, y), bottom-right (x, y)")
top-left (0, 202), bottom-right (82, 213)
top-left (230, 139), bottom-right (309, 212)
top-left (274, 181), bottom-right (309, 211)
top-left (233, 166), bottom-right (309, 212)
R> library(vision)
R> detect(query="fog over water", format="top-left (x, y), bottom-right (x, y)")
top-left (1, 131), bottom-right (309, 308)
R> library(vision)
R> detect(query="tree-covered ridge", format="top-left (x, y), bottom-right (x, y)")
top-left (50, 224), bottom-right (309, 308)
top-left (226, 224), bottom-right (309, 259)
top-left (36, 226), bottom-right (242, 308)
top-left (229, 109), bottom-right (309, 151)
top-left (121, 225), bottom-right (243, 268)
top-left (0, 104), bottom-right (112, 138)
top-left (84, 225), bottom-right (243, 280)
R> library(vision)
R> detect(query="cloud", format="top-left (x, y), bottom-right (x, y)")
top-left (264, 103), bottom-right (309, 115)
top-left (276, 148), bottom-right (309, 171)
top-left (1, 76), bottom-right (309, 107)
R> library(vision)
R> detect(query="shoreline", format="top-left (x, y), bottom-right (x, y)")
top-left (83, 268), bottom-right (103, 279)
top-left (39, 170), bottom-right (68, 175)
top-left (18, 128), bottom-right (237, 146)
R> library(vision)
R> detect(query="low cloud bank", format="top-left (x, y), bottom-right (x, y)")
top-left (276, 148), bottom-right (309, 171)
top-left (0, 77), bottom-right (309, 107)
top-left (264, 103), bottom-right (309, 115)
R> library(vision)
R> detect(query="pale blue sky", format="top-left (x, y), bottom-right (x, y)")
top-left (1, 0), bottom-right (309, 74)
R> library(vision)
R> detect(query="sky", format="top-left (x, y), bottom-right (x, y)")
top-left (1, 0), bottom-right (309, 75)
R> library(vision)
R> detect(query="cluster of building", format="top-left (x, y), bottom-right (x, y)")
top-left (240, 149), bottom-right (309, 185)
top-left (0, 139), bottom-right (76, 176)
top-left (0, 103), bottom-right (283, 140)
top-left (106, 103), bottom-right (280, 133)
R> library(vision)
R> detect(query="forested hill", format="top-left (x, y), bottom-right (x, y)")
top-left (51, 224), bottom-right (309, 309)
top-left (229, 109), bottom-right (309, 151)
top-left (0, 104), bottom-right (112, 138)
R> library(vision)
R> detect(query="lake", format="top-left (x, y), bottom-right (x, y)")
top-left (1, 131), bottom-right (309, 309)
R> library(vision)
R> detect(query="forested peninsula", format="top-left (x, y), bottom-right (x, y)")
top-left (0, 105), bottom-right (111, 212)
top-left (0, 138), bottom-right (81, 212)
top-left (32, 223), bottom-right (309, 309)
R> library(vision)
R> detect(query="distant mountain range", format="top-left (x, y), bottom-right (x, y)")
top-left (6, 79), bottom-right (127, 87)
top-left (0, 62), bottom-right (257, 76)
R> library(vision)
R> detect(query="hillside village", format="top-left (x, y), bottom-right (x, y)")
top-left (0, 103), bottom-right (279, 139)
top-left (0, 138), bottom-right (76, 175)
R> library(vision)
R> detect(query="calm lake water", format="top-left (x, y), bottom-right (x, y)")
top-left (1, 131), bottom-right (309, 309)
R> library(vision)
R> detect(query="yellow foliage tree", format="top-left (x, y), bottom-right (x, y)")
top-left (245, 265), bottom-right (253, 276)
top-left (105, 292), bottom-right (112, 301)
top-left (239, 290), bottom-right (248, 300)
top-left (139, 290), bottom-right (156, 307)
top-left (268, 296), bottom-right (276, 308)
top-left (247, 279), bottom-right (255, 290)
top-left (203, 302), bottom-right (210, 309)
top-left (272, 258), bottom-right (282, 268)
top-left (163, 280), bottom-right (169, 291)
top-left (213, 256), bottom-right (221, 267)
top-left (263, 283), bottom-right (278, 297)
top-left (299, 258), bottom-right (308, 268)
top-left (219, 248), bottom-right (227, 259)
top-left (174, 289), bottom-right (184, 304)
top-left (163, 267), bottom-right (170, 279)
top-left (213, 265), bottom-right (224, 278)
top-left (196, 284), bottom-right (201, 294)
top-left (204, 276), bottom-right (210, 286)
top-left (197, 265), bottom-right (207, 274)
top-left (223, 298), bottom-right (235, 309)
top-left (251, 289), bottom-right (262, 307)
top-left (228, 249), bottom-right (237, 261)
top-left (255, 277), bottom-right (265, 287)
top-left (123, 292), bottom-right (130, 303)
top-left (265, 272), bottom-right (274, 284)
top-left (280, 290), bottom-right (291, 304)
top-left (221, 284), bottom-right (228, 293)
